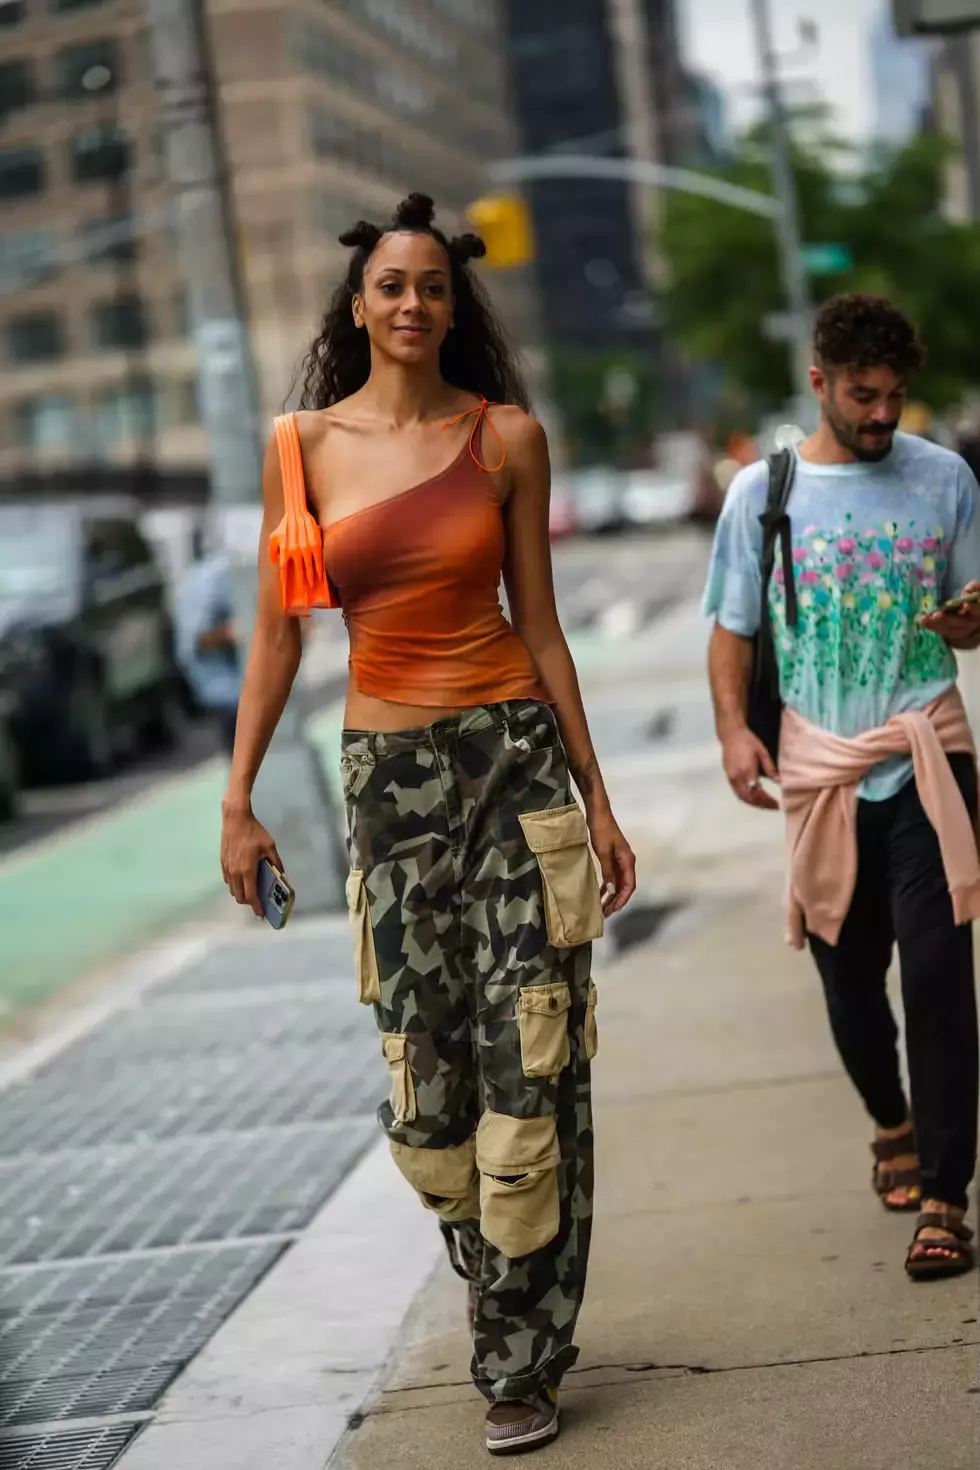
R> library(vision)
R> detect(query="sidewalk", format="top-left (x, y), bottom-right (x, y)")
top-left (3, 596), bottom-right (977, 1470)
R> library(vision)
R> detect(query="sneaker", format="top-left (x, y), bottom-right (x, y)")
top-left (485, 1389), bottom-right (559, 1455)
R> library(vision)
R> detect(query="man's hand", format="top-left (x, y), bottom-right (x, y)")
top-left (721, 725), bottom-right (780, 810)
top-left (919, 581), bottom-right (980, 649)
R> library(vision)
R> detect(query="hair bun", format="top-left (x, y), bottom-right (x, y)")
top-left (339, 219), bottom-right (383, 251)
top-left (392, 193), bottom-right (436, 230)
top-left (450, 232), bottom-right (487, 264)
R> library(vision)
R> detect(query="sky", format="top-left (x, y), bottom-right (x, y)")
top-left (679, 0), bottom-right (887, 143)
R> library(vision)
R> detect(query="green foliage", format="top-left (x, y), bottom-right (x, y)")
top-left (546, 349), bottom-right (661, 467)
top-left (660, 131), bottom-right (980, 415)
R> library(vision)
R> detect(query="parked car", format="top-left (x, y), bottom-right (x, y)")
top-left (0, 498), bottom-right (184, 784)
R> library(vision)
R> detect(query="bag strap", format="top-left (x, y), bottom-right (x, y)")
top-left (758, 447), bottom-right (798, 630)
top-left (273, 413), bottom-right (308, 518)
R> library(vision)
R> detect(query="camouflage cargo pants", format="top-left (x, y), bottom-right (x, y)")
top-left (342, 700), bottom-right (601, 1402)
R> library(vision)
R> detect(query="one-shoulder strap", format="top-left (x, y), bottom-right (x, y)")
top-left (268, 413), bottom-right (337, 615)
top-left (274, 413), bottom-right (309, 517)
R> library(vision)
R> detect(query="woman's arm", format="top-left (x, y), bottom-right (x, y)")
top-left (499, 410), bottom-right (636, 915)
top-left (220, 434), bottom-right (302, 913)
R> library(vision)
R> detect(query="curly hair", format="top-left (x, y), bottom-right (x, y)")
top-left (298, 193), bottom-right (531, 411)
top-left (813, 292), bottom-right (925, 377)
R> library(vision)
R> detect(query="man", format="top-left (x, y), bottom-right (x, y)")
top-left (703, 293), bottom-right (980, 1278)
top-left (174, 524), bottom-right (242, 756)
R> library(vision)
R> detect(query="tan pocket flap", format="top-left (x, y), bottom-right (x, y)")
top-left (519, 803), bottom-right (589, 855)
top-left (345, 869), bottom-right (364, 907)
top-left (520, 982), bottom-right (572, 1018)
top-left (382, 1034), bottom-right (406, 1063)
top-left (476, 1111), bottom-right (560, 1175)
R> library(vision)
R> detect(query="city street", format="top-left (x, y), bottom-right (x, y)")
top-left (0, 526), bottom-right (711, 863)
top-left (3, 552), bottom-right (975, 1470)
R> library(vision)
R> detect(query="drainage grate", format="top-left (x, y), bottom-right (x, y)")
top-left (0, 1009), bottom-right (381, 1160)
top-left (0, 1425), bottom-right (139, 1470)
top-left (153, 930), bottom-right (355, 998)
top-left (0, 1121), bottom-right (376, 1266)
top-left (0, 1243), bottom-right (283, 1427)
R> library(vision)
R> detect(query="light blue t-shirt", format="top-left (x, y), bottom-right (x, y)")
top-left (702, 432), bottom-right (980, 800)
top-left (174, 553), bottom-right (242, 714)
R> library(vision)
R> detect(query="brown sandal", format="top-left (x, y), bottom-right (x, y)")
top-left (871, 1126), bottom-right (921, 1212)
top-left (905, 1211), bottom-right (975, 1281)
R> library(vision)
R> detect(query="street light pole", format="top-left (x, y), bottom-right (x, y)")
top-left (748, 0), bottom-right (814, 421)
top-left (144, 0), bottom-right (346, 912)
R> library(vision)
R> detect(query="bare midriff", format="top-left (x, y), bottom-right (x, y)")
top-left (342, 686), bottom-right (476, 733)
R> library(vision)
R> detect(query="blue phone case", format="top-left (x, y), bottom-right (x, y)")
top-left (257, 859), bottom-right (294, 930)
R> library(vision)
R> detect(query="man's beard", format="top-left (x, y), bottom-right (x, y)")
top-left (825, 403), bottom-right (898, 463)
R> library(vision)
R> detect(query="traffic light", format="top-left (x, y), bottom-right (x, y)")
top-left (465, 193), bottom-right (534, 269)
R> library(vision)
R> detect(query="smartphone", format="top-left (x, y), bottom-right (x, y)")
top-left (938, 590), bottom-right (980, 615)
top-left (918, 590), bottom-right (980, 627)
top-left (257, 858), bottom-right (295, 930)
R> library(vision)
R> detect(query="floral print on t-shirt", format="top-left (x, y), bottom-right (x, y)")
top-left (701, 433), bottom-right (980, 800)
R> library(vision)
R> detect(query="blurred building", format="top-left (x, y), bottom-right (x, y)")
top-left (870, 1), bottom-right (932, 147)
top-left (932, 30), bottom-right (980, 219)
top-left (0, 0), bottom-right (531, 493)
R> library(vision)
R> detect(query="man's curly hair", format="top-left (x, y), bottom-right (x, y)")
top-left (813, 293), bottom-right (925, 377)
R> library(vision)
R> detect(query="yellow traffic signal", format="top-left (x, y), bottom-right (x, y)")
top-left (465, 193), bottom-right (534, 269)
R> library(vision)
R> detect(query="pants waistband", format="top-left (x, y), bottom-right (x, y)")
top-left (341, 700), bottom-right (552, 758)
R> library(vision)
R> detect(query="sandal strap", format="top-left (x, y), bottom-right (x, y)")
top-left (874, 1164), bottom-right (921, 1191)
top-left (871, 1126), bottom-right (915, 1162)
top-left (913, 1212), bottom-right (973, 1242)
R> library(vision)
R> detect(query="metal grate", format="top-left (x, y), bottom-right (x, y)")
top-left (0, 922), bottom-right (381, 1457)
top-left (153, 930), bottom-right (355, 998)
top-left (0, 1243), bottom-right (283, 1427)
top-left (0, 1003), bottom-right (381, 1160)
top-left (0, 1120), bottom-right (376, 1266)
top-left (0, 1425), bottom-right (139, 1470)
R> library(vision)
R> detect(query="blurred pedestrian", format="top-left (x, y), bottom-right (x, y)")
top-left (703, 293), bottom-right (980, 1281)
top-left (219, 193), bottom-right (635, 1455)
top-left (174, 523), bottom-right (242, 755)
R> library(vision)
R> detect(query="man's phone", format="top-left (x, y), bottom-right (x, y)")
top-left (257, 859), bottom-right (295, 930)
top-left (938, 590), bottom-right (980, 616)
top-left (918, 590), bottom-right (980, 626)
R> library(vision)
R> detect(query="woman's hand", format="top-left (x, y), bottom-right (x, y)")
top-left (220, 799), bottom-right (284, 917)
top-left (587, 803), bottom-right (636, 917)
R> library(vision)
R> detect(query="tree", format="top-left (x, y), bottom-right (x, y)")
top-left (660, 130), bottom-right (980, 416)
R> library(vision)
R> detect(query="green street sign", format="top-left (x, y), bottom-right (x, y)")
top-left (801, 243), bottom-right (854, 275)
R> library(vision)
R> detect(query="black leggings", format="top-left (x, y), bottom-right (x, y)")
top-left (808, 754), bottom-right (979, 1211)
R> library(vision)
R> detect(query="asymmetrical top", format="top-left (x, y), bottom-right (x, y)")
top-left (268, 399), bottom-right (549, 708)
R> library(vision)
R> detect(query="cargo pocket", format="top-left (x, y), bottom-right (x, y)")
top-left (389, 1136), bottom-right (481, 1223)
top-left (584, 981), bottom-right (599, 1060)
top-left (476, 1112), bottom-right (560, 1258)
top-left (519, 803), bottom-right (604, 948)
top-left (518, 982), bottom-right (572, 1078)
top-left (346, 869), bottom-right (381, 1005)
top-left (381, 1033), bottom-right (416, 1123)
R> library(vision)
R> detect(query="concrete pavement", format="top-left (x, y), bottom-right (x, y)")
top-left (8, 534), bottom-right (977, 1469)
top-left (333, 603), bottom-right (980, 1469)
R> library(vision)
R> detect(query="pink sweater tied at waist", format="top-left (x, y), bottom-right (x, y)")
top-left (780, 686), bottom-right (980, 950)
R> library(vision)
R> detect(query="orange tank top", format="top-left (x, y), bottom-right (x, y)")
top-left (269, 401), bottom-right (549, 709)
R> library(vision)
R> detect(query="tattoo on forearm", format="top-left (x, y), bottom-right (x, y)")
top-left (572, 755), bottom-right (599, 797)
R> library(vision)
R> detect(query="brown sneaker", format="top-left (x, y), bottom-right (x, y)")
top-left (485, 1389), bottom-right (559, 1455)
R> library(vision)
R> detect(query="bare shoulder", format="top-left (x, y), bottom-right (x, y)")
top-left (487, 404), bottom-right (549, 465)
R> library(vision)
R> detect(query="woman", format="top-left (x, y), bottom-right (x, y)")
top-left (220, 194), bottom-right (635, 1456)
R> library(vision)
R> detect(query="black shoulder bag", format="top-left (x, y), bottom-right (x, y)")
top-left (747, 447), bottom-right (798, 764)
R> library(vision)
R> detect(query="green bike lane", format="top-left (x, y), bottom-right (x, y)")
top-left (0, 629), bottom-right (611, 1021)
